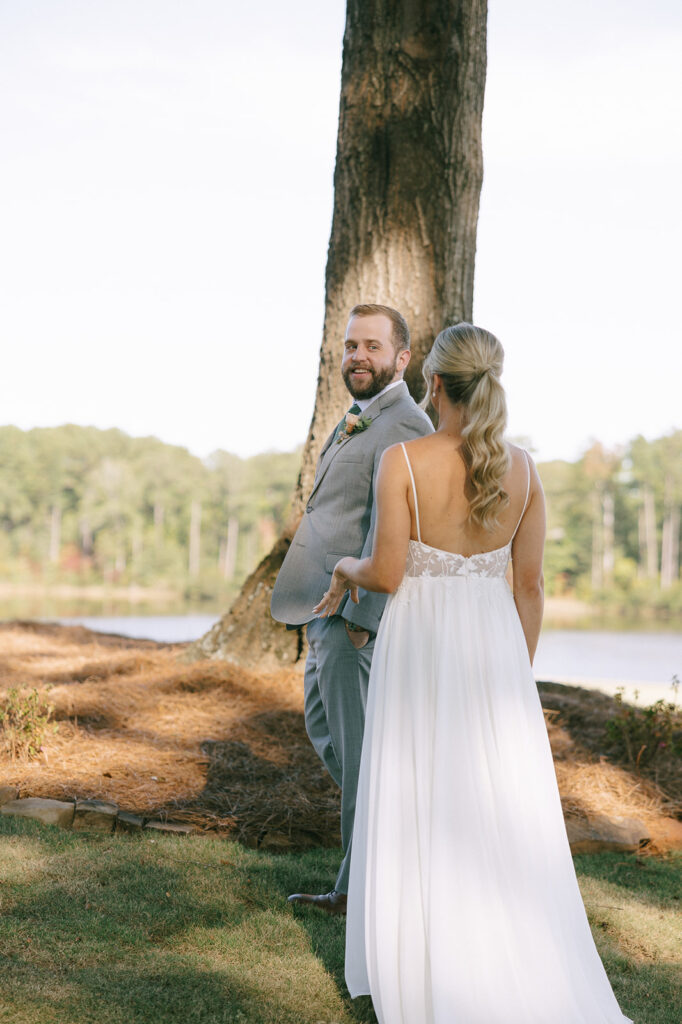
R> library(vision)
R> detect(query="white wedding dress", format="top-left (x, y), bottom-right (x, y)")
top-left (345, 445), bottom-right (632, 1024)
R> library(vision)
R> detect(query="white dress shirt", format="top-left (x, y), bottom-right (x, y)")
top-left (354, 378), bottom-right (404, 413)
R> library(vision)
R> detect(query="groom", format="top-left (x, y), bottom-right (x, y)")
top-left (271, 303), bottom-right (433, 912)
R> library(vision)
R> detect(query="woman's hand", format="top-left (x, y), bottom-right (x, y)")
top-left (313, 559), bottom-right (359, 617)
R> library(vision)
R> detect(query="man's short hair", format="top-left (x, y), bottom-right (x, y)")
top-left (349, 303), bottom-right (410, 352)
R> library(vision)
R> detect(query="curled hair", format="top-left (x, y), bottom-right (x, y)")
top-left (421, 323), bottom-right (510, 530)
top-left (349, 303), bottom-right (410, 351)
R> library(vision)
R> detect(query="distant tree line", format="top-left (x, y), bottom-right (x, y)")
top-left (0, 425), bottom-right (679, 617)
top-left (0, 425), bottom-right (299, 603)
top-left (541, 430), bottom-right (682, 618)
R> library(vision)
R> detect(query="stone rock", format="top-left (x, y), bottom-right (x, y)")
top-left (144, 820), bottom-right (193, 836)
top-left (566, 812), bottom-right (650, 855)
top-left (72, 799), bottom-right (118, 832)
top-left (0, 797), bottom-right (75, 829)
top-left (0, 786), bottom-right (19, 806)
top-left (645, 815), bottom-right (682, 853)
top-left (116, 811), bottom-right (145, 832)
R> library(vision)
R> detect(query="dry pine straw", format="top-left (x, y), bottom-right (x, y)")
top-left (0, 621), bottom-right (679, 853)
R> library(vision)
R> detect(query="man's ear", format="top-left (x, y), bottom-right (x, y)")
top-left (397, 348), bottom-right (411, 374)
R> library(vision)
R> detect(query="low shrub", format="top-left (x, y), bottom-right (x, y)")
top-left (0, 686), bottom-right (57, 760)
top-left (604, 677), bottom-right (682, 770)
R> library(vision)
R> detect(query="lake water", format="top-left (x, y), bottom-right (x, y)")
top-left (54, 614), bottom-right (222, 644)
top-left (533, 629), bottom-right (680, 688)
top-left (52, 615), bottom-right (682, 695)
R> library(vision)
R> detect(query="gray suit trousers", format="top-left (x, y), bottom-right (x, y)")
top-left (304, 615), bottom-right (375, 894)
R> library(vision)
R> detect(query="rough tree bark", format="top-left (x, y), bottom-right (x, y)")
top-left (191, 0), bottom-right (488, 668)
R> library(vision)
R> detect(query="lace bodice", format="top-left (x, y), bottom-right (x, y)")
top-left (397, 441), bottom-right (530, 582)
top-left (405, 539), bottom-right (511, 579)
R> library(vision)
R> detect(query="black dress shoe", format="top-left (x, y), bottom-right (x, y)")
top-left (287, 889), bottom-right (347, 915)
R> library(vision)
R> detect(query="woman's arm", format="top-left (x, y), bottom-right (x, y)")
top-left (510, 457), bottom-right (546, 664)
top-left (313, 444), bottom-right (412, 617)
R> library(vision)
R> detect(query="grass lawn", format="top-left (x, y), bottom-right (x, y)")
top-left (0, 815), bottom-right (679, 1024)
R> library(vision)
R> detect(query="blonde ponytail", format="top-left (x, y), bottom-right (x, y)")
top-left (422, 323), bottom-right (510, 530)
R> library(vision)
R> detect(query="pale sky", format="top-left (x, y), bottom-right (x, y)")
top-left (2, 0), bottom-right (680, 463)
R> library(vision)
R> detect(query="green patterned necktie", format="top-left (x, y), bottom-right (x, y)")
top-left (334, 402), bottom-right (362, 441)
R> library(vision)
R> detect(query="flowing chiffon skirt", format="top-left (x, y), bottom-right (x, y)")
top-left (345, 559), bottom-right (632, 1024)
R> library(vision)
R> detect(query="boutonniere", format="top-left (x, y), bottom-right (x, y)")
top-left (337, 412), bottom-right (372, 443)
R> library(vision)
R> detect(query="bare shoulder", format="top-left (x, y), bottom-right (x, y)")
top-left (400, 433), bottom-right (436, 454)
top-left (377, 442), bottom-right (414, 484)
top-left (507, 442), bottom-right (535, 470)
top-left (380, 441), bottom-right (411, 468)
top-left (506, 443), bottom-right (543, 495)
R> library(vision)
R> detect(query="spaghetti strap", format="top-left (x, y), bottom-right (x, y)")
top-left (400, 442), bottom-right (422, 543)
top-left (511, 450), bottom-right (532, 541)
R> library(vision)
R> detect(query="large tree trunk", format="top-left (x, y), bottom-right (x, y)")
top-left (190, 536), bottom-right (306, 670)
top-left (190, 0), bottom-right (488, 667)
top-left (294, 0), bottom-right (487, 509)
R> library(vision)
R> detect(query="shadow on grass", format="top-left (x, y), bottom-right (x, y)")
top-left (2, 829), bottom-right (251, 951)
top-left (253, 846), bottom-right (682, 1024)
top-left (574, 850), bottom-right (682, 910)
top-left (600, 951), bottom-right (682, 1024)
top-left (224, 845), bottom-right (378, 1024)
top-left (3, 815), bottom-right (679, 1024)
top-left (0, 816), bottom-right (362, 1023)
top-left (1, 844), bottom-right (271, 1023)
top-left (290, 910), bottom-right (378, 1024)
top-left (0, 957), bottom-right (287, 1024)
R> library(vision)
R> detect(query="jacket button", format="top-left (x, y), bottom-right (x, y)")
top-left (306, 504), bottom-right (313, 513)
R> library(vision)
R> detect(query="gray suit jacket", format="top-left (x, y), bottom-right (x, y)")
top-left (270, 381), bottom-right (434, 632)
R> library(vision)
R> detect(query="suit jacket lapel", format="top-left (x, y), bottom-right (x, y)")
top-left (309, 382), bottom-right (410, 499)
top-left (312, 429), bottom-right (341, 490)
top-left (318, 427), bottom-right (338, 462)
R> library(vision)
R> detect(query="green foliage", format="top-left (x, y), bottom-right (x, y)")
top-left (1, 423), bottom-right (680, 616)
top-left (0, 425), bottom-right (301, 606)
top-left (0, 814), bottom-right (679, 1024)
top-left (604, 678), bottom-right (682, 770)
top-left (590, 581), bottom-right (682, 621)
top-left (538, 429), bottom-right (682, 617)
top-left (0, 686), bottom-right (57, 759)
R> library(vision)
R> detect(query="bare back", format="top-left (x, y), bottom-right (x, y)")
top-left (400, 434), bottom-right (536, 557)
top-left (319, 429), bottom-right (546, 661)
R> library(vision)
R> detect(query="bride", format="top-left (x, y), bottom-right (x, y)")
top-left (314, 323), bottom-right (632, 1023)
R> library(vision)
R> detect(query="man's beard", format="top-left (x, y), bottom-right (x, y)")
top-left (342, 360), bottom-right (398, 400)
